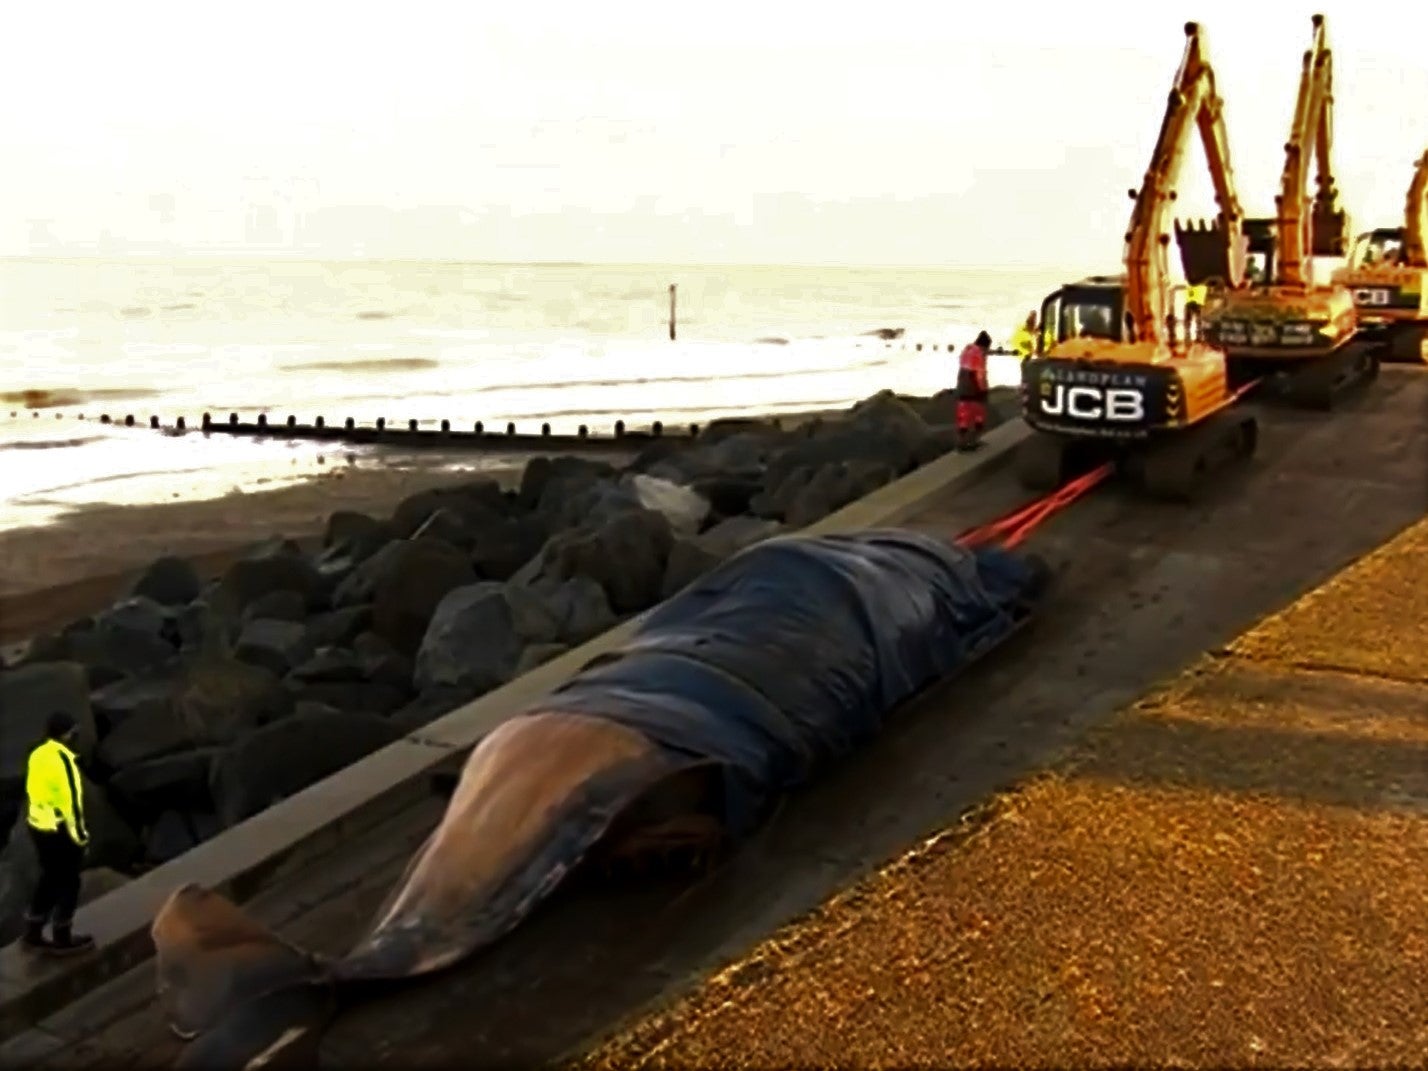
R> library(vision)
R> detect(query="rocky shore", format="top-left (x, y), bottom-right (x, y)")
top-left (0, 387), bottom-right (1018, 943)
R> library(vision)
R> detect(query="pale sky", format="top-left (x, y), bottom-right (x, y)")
top-left (3, 0), bottom-right (1426, 267)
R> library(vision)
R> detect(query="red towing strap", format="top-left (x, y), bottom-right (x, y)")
top-left (958, 462), bottom-right (1112, 550)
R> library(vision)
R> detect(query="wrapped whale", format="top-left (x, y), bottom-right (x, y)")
top-left (152, 528), bottom-right (1050, 1068)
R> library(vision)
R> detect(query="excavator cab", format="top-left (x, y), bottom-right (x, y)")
top-left (1346, 228), bottom-right (1406, 269)
top-left (1036, 276), bottom-right (1126, 352)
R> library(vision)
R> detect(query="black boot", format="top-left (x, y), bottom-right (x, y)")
top-left (20, 915), bottom-right (53, 952)
top-left (49, 921), bottom-right (95, 955)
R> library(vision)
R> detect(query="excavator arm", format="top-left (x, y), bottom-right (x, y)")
top-left (1125, 22), bottom-right (1248, 344)
top-left (1404, 149), bottom-right (1428, 268)
top-left (1276, 13), bottom-right (1350, 286)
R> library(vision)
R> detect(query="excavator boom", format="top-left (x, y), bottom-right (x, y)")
top-left (1276, 13), bottom-right (1349, 285)
top-left (1126, 22), bottom-right (1247, 343)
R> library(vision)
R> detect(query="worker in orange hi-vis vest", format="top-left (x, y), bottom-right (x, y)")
top-left (955, 330), bottom-right (992, 451)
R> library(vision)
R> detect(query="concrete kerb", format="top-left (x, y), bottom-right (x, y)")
top-left (0, 419), bottom-right (1032, 1039)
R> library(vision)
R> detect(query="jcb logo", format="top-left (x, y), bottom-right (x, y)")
top-left (1041, 384), bottom-right (1145, 423)
top-left (1353, 288), bottom-right (1392, 307)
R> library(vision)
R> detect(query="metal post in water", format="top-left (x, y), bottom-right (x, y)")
top-left (668, 283), bottom-right (677, 341)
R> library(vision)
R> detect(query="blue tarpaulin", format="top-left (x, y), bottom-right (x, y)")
top-left (534, 530), bottom-right (1048, 837)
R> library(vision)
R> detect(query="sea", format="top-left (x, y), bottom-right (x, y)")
top-left (0, 258), bottom-right (1066, 530)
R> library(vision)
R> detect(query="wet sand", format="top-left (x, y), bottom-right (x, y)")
top-left (0, 455), bottom-right (545, 646)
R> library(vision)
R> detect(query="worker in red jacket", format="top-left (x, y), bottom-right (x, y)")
top-left (956, 330), bottom-right (993, 451)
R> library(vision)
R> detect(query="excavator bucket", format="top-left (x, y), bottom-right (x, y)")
top-left (1310, 196), bottom-right (1350, 256)
top-left (1174, 217), bottom-right (1250, 286)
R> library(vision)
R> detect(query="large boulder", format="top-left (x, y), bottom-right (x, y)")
top-left (63, 597), bottom-right (178, 682)
top-left (240, 589), bottom-right (307, 624)
top-left (129, 555), bottom-right (203, 607)
top-left (647, 430), bottom-right (780, 485)
top-left (390, 479), bottom-right (508, 540)
top-left (661, 539), bottom-right (723, 600)
top-left (333, 538), bottom-right (477, 655)
top-left (689, 475), bottom-right (764, 519)
top-left (98, 704), bottom-right (195, 769)
top-left (759, 395), bottom-right (931, 494)
top-left (210, 544), bottom-right (323, 621)
top-left (323, 510), bottom-right (394, 561)
top-left (305, 605), bottom-right (373, 649)
top-left (515, 576), bottom-right (617, 646)
top-left (468, 515), bottom-right (549, 581)
top-left (519, 456), bottom-right (617, 513)
top-left (752, 459), bottom-right (897, 526)
top-left (288, 646), bottom-right (366, 685)
top-left (170, 655), bottom-right (293, 746)
top-left (108, 748), bottom-right (218, 817)
top-left (90, 672), bottom-right (176, 738)
top-left (208, 706), bottom-right (403, 827)
top-left (522, 508), bottom-right (675, 615)
top-left (846, 389), bottom-right (931, 449)
top-left (351, 631), bottom-right (415, 688)
top-left (414, 582), bottom-right (524, 695)
top-left (172, 599), bottom-right (221, 654)
top-left (233, 618), bottom-right (313, 677)
top-left (537, 476), bottom-right (641, 533)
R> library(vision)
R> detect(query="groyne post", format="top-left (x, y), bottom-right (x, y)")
top-left (668, 283), bottom-right (677, 341)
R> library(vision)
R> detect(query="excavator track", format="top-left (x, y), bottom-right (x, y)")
top-left (1238, 341), bottom-right (1381, 411)
top-left (1134, 407), bottom-right (1259, 502)
top-left (1015, 404), bottom-right (1258, 504)
top-left (1014, 433), bottom-right (1075, 493)
top-left (1013, 433), bottom-right (1109, 494)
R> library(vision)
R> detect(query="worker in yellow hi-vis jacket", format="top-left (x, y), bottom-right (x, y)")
top-left (22, 712), bottom-right (94, 955)
top-left (1009, 310), bottom-right (1038, 359)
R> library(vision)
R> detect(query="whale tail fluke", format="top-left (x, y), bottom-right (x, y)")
top-left (153, 884), bottom-right (338, 1069)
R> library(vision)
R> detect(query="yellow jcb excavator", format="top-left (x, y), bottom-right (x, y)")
top-left (1330, 149), bottom-right (1428, 364)
top-left (1177, 14), bottom-right (1376, 408)
top-left (1016, 21), bottom-right (1258, 501)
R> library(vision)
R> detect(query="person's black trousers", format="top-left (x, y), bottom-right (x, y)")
top-left (27, 827), bottom-right (83, 926)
